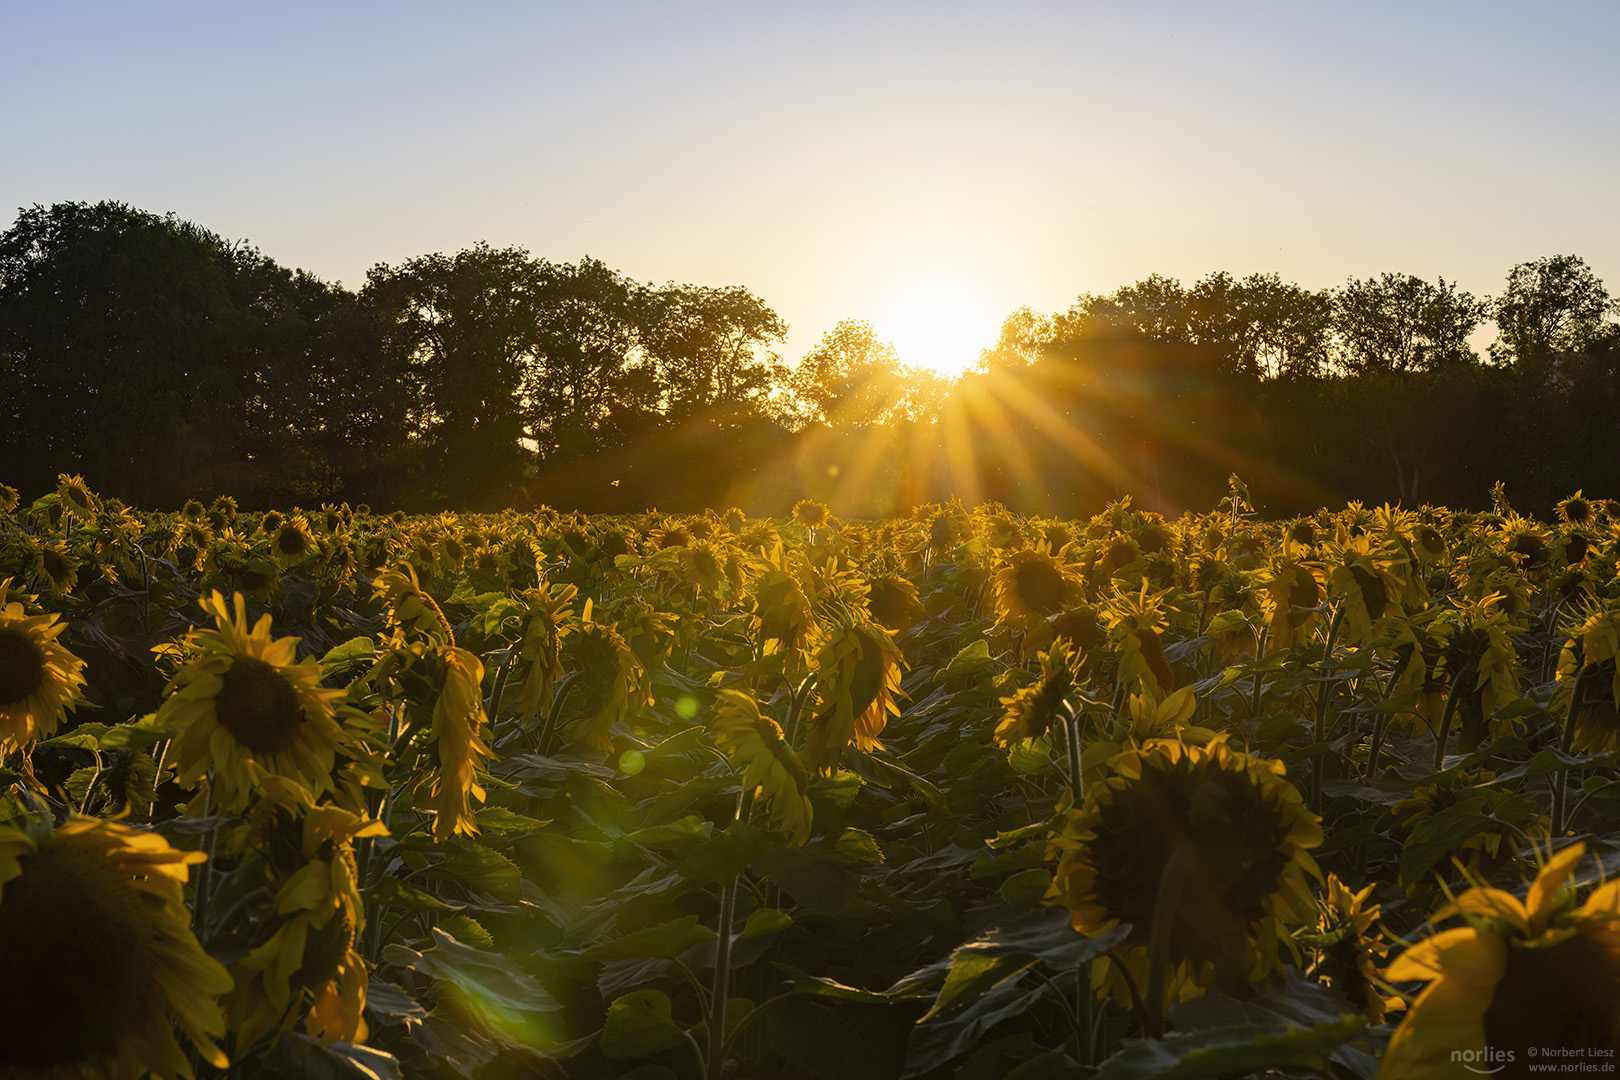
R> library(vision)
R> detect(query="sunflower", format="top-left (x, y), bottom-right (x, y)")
top-left (0, 483), bottom-right (19, 515)
top-left (55, 472), bottom-right (100, 520)
top-left (865, 572), bottom-right (923, 635)
top-left (1310, 874), bottom-right (1400, 1023)
top-left (616, 597), bottom-right (678, 711)
top-left (0, 816), bottom-right (232, 1078)
top-left (792, 499), bottom-right (830, 532)
top-left (32, 538), bottom-right (80, 597)
top-left (750, 543), bottom-right (816, 676)
top-left (1558, 490), bottom-right (1597, 527)
top-left (1105, 580), bottom-right (1176, 696)
top-left (230, 787), bottom-right (388, 1050)
top-left (1048, 737), bottom-right (1322, 1009)
top-left (158, 591), bottom-right (355, 810)
top-left (994, 641), bottom-right (1077, 745)
top-left (1263, 560), bottom-right (1323, 655)
top-left (564, 621), bottom-right (638, 751)
top-left (1557, 603), bottom-right (1620, 753)
top-left (0, 577), bottom-right (87, 751)
top-left (1324, 536), bottom-right (1405, 647)
top-left (1378, 843), bottom-right (1620, 1077)
top-left (710, 689), bottom-right (813, 845)
top-left (373, 561), bottom-right (454, 644)
top-left (993, 545), bottom-right (1081, 646)
top-left (269, 514), bottom-right (318, 569)
top-left (515, 579), bottom-right (579, 724)
top-left (803, 616), bottom-right (905, 771)
top-left (422, 645), bottom-right (493, 842)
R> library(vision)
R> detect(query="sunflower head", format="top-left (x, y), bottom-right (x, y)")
top-left (793, 499), bottom-right (830, 531)
top-left (1379, 843), bottom-right (1620, 1077)
top-left (994, 546), bottom-right (1081, 642)
top-left (0, 578), bottom-right (87, 750)
top-left (564, 621), bottom-right (638, 750)
top-left (804, 616), bottom-right (905, 771)
top-left (271, 515), bottom-right (318, 568)
top-left (710, 689), bottom-right (813, 845)
top-left (0, 817), bottom-right (232, 1076)
top-left (865, 572), bottom-right (923, 635)
top-left (158, 591), bottom-right (357, 810)
top-left (1049, 737), bottom-right (1322, 1008)
top-left (994, 641), bottom-right (1078, 745)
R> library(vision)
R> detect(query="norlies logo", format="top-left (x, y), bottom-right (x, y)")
top-left (1453, 1047), bottom-right (1517, 1075)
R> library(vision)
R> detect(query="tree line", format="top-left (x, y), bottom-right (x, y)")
top-left (2, 200), bottom-right (1616, 517)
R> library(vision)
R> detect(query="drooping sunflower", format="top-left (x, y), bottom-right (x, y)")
top-left (422, 644), bottom-right (493, 842)
top-left (1557, 602), bottom-right (1620, 753)
top-left (373, 561), bottom-right (454, 644)
top-left (710, 689), bottom-right (813, 845)
top-left (1048, 737), bottom-right (1322, 1009)
top-left (994, 545), bottom-right (1081, 645)
top-left (994, 641), bottom-right (1077, 746)
top-left (229, 788), bottom-right (388, 1050)
top-left (158, 591), bottom-right (355, 809)
top-left (1324, 535), bottom-right (1404, 647)
top-left (1263, 559), bottom-right (1323, 655)
top-left (0, 482), bottom-right (19, 515)
top-left (563, 620), bottom-right (638, 751)
top-left (0, 577), bottom-right (87, 751)
top-left (32, 538), bottom-right (81, 597)
top-left (1378, 843), bottom-right (1620, 1077)
top-left (1104, 579), bottom-right (1177, 697)
top-left (1310, 874), bottom-right (1400, 1023)
top-left (0, 816), bottom-right (232, 1078)
top-left (803, 616), bottom-right (905, 771)
top-left (515, 579), bottom-right (579, 724)
top-left (865, 571), bottom-right (924, 635)
top-left (750, 543), bottom-right (816, 677)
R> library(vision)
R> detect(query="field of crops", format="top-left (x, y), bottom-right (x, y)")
top-left (1, 473), bottom-right (1617, 1079)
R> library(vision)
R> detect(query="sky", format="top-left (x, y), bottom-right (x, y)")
top-left (6, 1), bottom-right (1620, 376)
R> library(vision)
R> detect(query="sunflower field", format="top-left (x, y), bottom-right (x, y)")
top-left (2, 473), bottom-right (1619, 1079)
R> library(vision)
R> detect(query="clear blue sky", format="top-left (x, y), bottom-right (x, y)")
top-left (6, 1), bottom-right (1618, 372)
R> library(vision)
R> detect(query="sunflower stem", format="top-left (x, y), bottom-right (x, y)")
top-left (1144, 844), bottom-right (1196, 1040)
top-left (1062, 703), bottom-right (1086, 811)
top-left (1552, 664), bottom-right (1592, 835)
top-left (706, 785), bottom-right (756, 1080)
top-left (1431, 662), bottom-right (1470, 773)
top-left (484, 649), bottom-right (514, 732)
top-left (1311, 605), bottom-right (1345, 808)
top-left (1249, 624), bottom-right (1270, 720)
top-left (532, 672), bottom-right (582, 755)
top-left (783, 671), bottom-right (818, 751)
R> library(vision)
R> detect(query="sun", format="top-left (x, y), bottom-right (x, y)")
top-left (872, 273), bottom-right (1002, 379)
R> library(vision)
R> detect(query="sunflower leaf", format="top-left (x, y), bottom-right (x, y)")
top-left (581, 915), bottom-right (717, 962)
top-left (600, 989), bottom-right (687, 1060)
top-left (266, 1032), bottom-right (404, 1080)
top-left (1093, 1015), bottom-right (1366, 1079)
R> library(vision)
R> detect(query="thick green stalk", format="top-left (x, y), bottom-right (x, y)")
top-left (707, 786), bottom-right (757, 1080)
top-left (1311, 605), bottom-right (1345, 807)
top-left (1144, 845), bottom-right (1196, 1040)
top-left (1552, 665), bottom-right (1592, 835)
top-left (1430, 664), bottom-right (1470, 773)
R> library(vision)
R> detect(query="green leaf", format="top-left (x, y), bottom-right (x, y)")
top-left (998, 868), bottom-right (1052, 906)
top-left (1399, 793), bottom-right (1494, 888)
top-left (370, 873), bottom-right (463, 913)
top-left (600, 990), bottom-right (686, 1060)
top-left (943, 640), bottom-right (995, 678)
top-left (321, 636), bottom-right (376, 676)
top-left (364, 978), bottom-right (427, 1025)
top-left (752, 844), bottom-right (862, 914)
top-left (1093, 1016), bottom-right (1366, 1079)
top-left (266, 1031), bottom-right (403, 1079)
top-left (472, 806), bottom-right (550, 837)
top-left (430, 837), bottom-right (523, 904)
top-left (921, 952), bottom-right (1040, 1023)
top-left (677, 822), bottom-right (776, 884)
top-left (582, 916), bottom-right (718, 962)
top-left (835, 827), bottom-right (885, 865)
top-left (97, 715), bottom-right (178, 751)
top-left (384, 928), bottom-right (560, 1027)
top-left (779, 965), bottom-right (892, 1005)
top-left (625, 814), bottom-right (708, 848)
top-left (41, 725), bottom-right (108, 750)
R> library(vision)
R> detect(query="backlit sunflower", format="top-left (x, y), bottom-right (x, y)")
top-left (865, 572), bottom-right (923, 635)
top-left (158, 591), bottom-right (355, 810)
top-left (710, 689), bottom-right (813, 845)
top-left (32, 538), bottom-right (80, 597)
top-left (1378, 843), bottom-right (1620, 1077)
top-left (515, 579), bottom-right (579, 724)
top-left (1324, 536), bottom-right (1404, 647)
top-left (994, 641), bottom-right (1077, 745)
top-left (1105, 580), bottom-right (1177, 696)
top-left (803, 616), bottom-right (905, 771)
top-left (422, 645), bottom-right (492, 841)
top-left (750, 543), bottom-right (815, 677)
top-left (55, 472), bottom-right (100, 521)
top-left (373, 561), bottom-right (454, 644)
top-left (564, 620), bottom-right (638, 750)
top-left (1263, 559), bottom-right (1323, 655)
top-left (0, 577), bottom-right (87, 750)
top-left (1310, 874), bottom-right (1400, 1023)
top-left (1048, 737), bottom-right (1322, 1009)
top-left (1557, 603), bottom-right (1620, 753)
top-left (229, 788), bottom-right (388, 1050)
top-left (993, 545), bottom-right (1081, 646)
top-left (792, 498), bottom-right (830, 532)
top-left (0, 816), bottom-right (232, 1078)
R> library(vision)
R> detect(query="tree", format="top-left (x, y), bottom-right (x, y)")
top-left (523, 257), bottom-right (645, 463)
top-left (1186, 272), bottom-right (1334, 380)
top-left (1333, 273), bottom-right (1488, 375)
top-left (977, 306), bottom-right (1055, 372)
top-left (639, 284), bottom-right (788, 424)
top-left (362, 244), bottom-right (543, 505)
top-left (1489, 254), bottom-right (1614, 373)
top-left (790, 319), bottom-right (948, 428)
